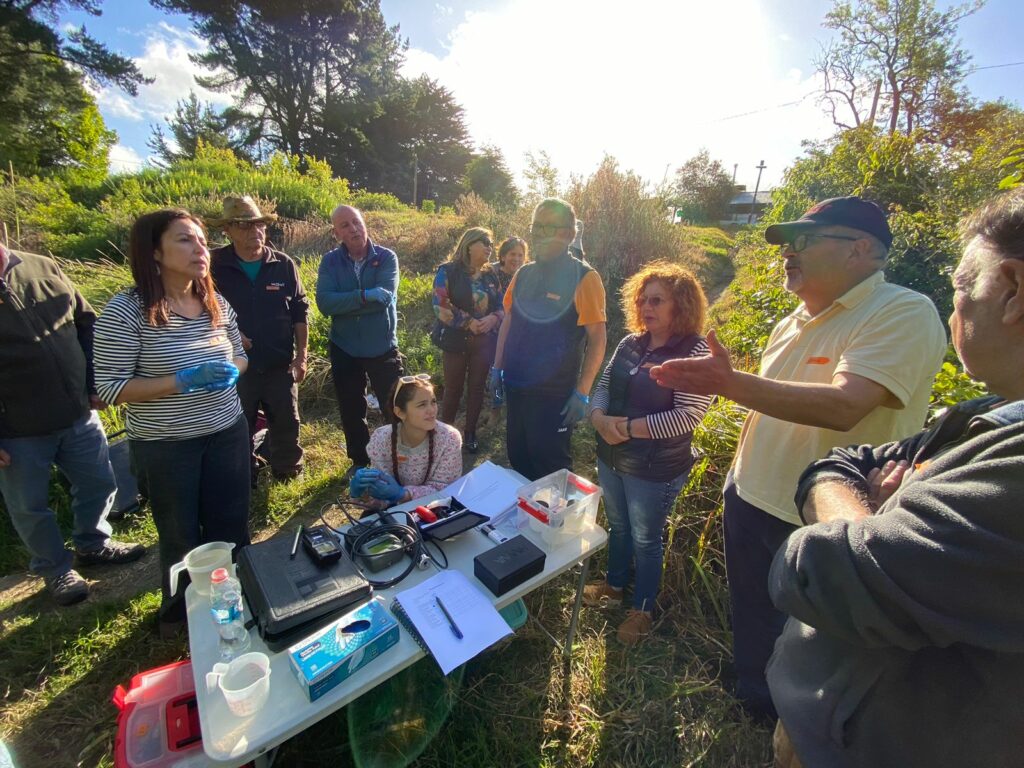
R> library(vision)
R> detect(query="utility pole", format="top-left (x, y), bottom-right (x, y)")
top-left (411, 152), bottom-right (419, 208)
top-left (732, 163), bottom-right (738, 184)
top-left (747, 160), bottom-right (766, 224)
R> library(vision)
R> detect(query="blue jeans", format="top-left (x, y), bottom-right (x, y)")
top-left (0, 412), bottom-right (115, 580)
top-left (723, 474), bottom-right (798, 721)
top-left (597, 458), bottom-right (687, 610)
top-left (130, 416), bottom-right (251, 624)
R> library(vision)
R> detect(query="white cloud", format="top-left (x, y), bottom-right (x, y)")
top-left (401, 0), bottom-right (835, 190)
top-left (108, 143), bottom-right (145, 175)
top-left (94, 23), bottom-right (235, 125)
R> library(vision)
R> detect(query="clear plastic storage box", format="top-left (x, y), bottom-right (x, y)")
top-left (516, 469), bottom-right (602, 548)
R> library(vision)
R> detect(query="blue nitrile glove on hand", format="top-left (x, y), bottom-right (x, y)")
top-left (560, 390), bottom-right (589, 427)
top-left (175, 361), bottom-right (240, 393)
top-left (369, 471), bottom-right (406, 505)
top-left (349, 467), bottom-right (381, 497)
top-left (364, 287), bottom-right (394, 304)
top-left (487, 367), bottom-right (504, 406)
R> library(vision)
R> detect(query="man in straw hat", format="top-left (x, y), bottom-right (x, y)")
top-left (210, 195), bottom-right (309, 483)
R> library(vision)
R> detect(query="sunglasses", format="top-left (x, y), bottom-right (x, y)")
top-left (783, 233), bottom-right (861, 253)
top-left (474, 238), bottom-right (493, 248)
top-left (637, 295), bottom-right (668, 308)
top-left (393, 373), bottom-right (432, 408)
top-left (232, 220), bottom-right (267, 231)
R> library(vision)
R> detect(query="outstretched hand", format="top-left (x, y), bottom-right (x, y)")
top-left (649, 329), bottom-right (734, 396)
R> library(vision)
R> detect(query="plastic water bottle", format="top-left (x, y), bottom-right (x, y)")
top-left (210, 567), bottom-right (250, 661)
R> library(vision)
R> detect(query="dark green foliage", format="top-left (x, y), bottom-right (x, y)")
top-left (147, 91), bottom-right (243, 167)
top-left (463, 146), bottom-right (519, 210)
top-left (671, 149), bottom-right (736, 224)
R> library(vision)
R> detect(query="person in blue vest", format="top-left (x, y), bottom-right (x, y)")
top-left (317, 205), bottom-right (404, 480)
top-left (583, 261), bottom-right (713, 645)
top-left (209, 196), bottom-right (309, 483)
top-left (491, 198), bottom-right (607, 480)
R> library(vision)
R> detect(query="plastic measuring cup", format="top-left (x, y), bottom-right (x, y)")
top-left (206, 652), bottom-right (271, 718)
top-left (168, 541), bottom-right (235, 597)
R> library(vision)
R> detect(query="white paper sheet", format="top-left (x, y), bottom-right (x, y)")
top-left (392, 570), bottom-right (512, 674)
top-left (439, 460), bottom-right (524, 521)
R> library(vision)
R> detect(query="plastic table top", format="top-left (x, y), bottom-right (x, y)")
top-left (185, 470), bottom-right (608, 766)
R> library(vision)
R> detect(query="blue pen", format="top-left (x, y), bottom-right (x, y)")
top-left (435, 596), bottom-right (463, 639)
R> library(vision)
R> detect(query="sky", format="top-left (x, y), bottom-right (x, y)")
top-left (59, 0), bottom-right (1024, 192)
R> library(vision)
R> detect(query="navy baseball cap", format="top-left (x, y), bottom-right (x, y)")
top-left (764, 196), bottom-right (892, 250)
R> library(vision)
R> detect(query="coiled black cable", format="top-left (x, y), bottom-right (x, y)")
top-left (319, 500), bottom-right (447, 588)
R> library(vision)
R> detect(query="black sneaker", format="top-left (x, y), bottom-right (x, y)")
top-left (47, 570), bottom-right (89, 606)
top-left (464, 435), bottom-right (479, 453)
top-left (75, 540), bottom-right (146, 567)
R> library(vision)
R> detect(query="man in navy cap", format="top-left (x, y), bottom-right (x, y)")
top-left (651, 196), bottom-right (946, 720)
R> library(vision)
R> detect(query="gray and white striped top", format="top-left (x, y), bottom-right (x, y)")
top-left (94, 290), bottom-right (245, 441)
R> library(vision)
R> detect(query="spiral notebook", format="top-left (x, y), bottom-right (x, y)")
top-left (390, 570), bottom-right (511, 674)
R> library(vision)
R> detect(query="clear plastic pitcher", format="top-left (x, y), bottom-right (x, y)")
top-left (205, 652), bottom-right (271, 718)
top-left (168, 541), bottom-right (234, 597)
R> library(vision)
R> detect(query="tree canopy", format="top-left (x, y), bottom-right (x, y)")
top-left (463, 146), bottom-right (519, 210)
top-left (815, 0), bottom-right (983, 139)
top-left (671, 149), bottom-right (735, 224)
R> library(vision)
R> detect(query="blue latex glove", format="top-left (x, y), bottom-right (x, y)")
top-left (369, 471), bottom-right (406, 504)
top-left (175, 361), bottom-right (239, 393)
top-left (349, 467), bottom-right (381, 497)
top-left (364, 287), bottom-right (394, 304)
top-left (486, 367), bottom-right (504, 406)
top-left (559, 390), bottom-right (589, 427)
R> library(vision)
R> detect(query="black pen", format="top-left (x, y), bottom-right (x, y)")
top-left (291, 524), bottom-right (303, 559)
top-left (435, 596), bottom-right (463, 639)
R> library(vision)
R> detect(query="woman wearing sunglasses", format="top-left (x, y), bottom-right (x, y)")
top-left (583, 261), bottom-right (713, 646)
top-left (430, 228), bottom-right (505, 453)
top-left (348, 374), bottom-right (463, 506)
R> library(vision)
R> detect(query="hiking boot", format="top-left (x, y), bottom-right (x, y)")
top-left (75, 539), bottom-right (146, 567)
top-left (47, 570), bottom-right (89, 606)
top-left (582, 580), bottom-right (623, 608)
top-left (272, 467), bottom-right (303, 481)
top-left (464, 434), bottom-right (479, 453)
top-left (617, 609), bottom-right (654, 646)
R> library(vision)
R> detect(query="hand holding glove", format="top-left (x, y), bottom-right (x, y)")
top-left (364, 287), bottom-right (394, 305)
top-left (349, 467), bottom-right (381, 498)
top-left (560, 390), bottom-right (589, 427)
top-left (369, 471), bottom-right (406, 505)
top-left (175, 361), bottom-right (240, 393)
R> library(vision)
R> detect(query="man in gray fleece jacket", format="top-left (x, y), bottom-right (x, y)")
top-left (767, 187), bottom-right (1024, 768)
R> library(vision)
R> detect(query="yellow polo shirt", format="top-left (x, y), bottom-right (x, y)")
top-left (733, 271), bottom-right (946, 525)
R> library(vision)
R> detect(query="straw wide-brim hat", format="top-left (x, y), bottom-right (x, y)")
top-left (207, 195), bottom-right (278, 227)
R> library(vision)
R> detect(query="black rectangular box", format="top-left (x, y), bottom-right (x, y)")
top-left (473, 535), bottom-right (546, 597)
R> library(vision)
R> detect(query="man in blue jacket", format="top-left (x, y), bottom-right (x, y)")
top-left (317, 205), bottom-right (403, 476)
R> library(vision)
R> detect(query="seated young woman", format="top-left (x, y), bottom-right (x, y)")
top-left (348, 373), bottom-right (463, 506)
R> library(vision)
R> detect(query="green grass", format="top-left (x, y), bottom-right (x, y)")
top-left (0, 227), bottom-right (777, 767)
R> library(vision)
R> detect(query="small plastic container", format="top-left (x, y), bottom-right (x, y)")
top-left (112, 660), bottom-right (210, 768)
top-left (516, 469), bottom-right (602, 548)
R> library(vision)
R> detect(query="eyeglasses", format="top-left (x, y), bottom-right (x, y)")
top-left (784, 233), bottom-right (862, 253)
top-left (474, 238), bottom-right (493, 248)
top-left (637, 295), bottom-right (667, 308)
top-left (393, 373), bottom-right (432, 408)
top-left (530, 223), bottom-right (571, 237)
top-left (233, 221), bottom-right (267, 231)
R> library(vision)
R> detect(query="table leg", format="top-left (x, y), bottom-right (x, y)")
top-left (563, 556), bottom-right (590, 659)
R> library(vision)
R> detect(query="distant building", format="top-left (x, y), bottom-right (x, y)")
top-left (720, 186), bottom-right (773, 225)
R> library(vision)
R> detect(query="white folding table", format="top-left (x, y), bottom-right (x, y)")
top-left (185, 468), bottom-right (607, 767)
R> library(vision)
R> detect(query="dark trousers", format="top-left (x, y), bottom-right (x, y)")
top-left (238, 366), bottom-right (303, 476)
top-left (328, 342), bottom-right (403, 467)
top-left (130, 416), bottom-right (251, 625)
top-left (441, 333), bottom-right (496, 437)
top-left (723, 474), bottom-right (798, 720)
top-left (505, 388), bottom-right (572, 481)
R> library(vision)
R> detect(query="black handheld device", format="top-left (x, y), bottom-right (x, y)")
top-left (301, 525), bottom-right (344, 565)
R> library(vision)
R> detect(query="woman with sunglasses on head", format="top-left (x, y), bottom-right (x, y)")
top-left (430, 228), bottom-right (505, 453)
top-left (583, 261), bottom-right (713, 646)
top-left (93, 208), bottom-right (251, 638)
top-left (349, 374), bottom-right (463, 506)
top-left (493, 236), bottom-right (528, 294)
